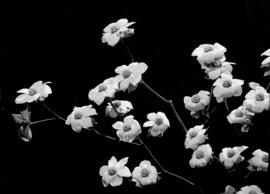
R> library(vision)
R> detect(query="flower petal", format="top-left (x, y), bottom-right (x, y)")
top-left (117, 166), bottom-right (131, 177)
top-left (112, 121), bottom-right (124, 130)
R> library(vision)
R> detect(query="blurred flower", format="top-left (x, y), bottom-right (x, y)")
top-left (189, 144), bottom-right (213, 168)
top-left (112, 115), bottom-right (141, 142)
top-left (15, 81), bottom-right (52, 104)
top-left (185, 125), bottom-right (207, 150)
top-left (243, 82), bottom-right (270, 113)
top-left (99, 156), bottom-right (131, 187)
top-left (213, 73), bottom-right (244, 103)
top-left (132, 160), bottom-right (158, 187)
top-left (143, 112), bottom-right (170, 137)
top-left (65, 105), bottom-right (97, 132)
top-left (219, 146), bottom-right (248, 169)
top-left (206, 61), bottom-right (235, 80)
top-left (18, 125), bottom-right (32, 142)
top-left (102, 18), bottom-right (135, 46)
top-left (248, 149), bottom-right (268, 172)
top-left (115, 62), bottom-right (148, 91)
top-left (184, 90), bottom-right (210, 115)
top-left (236, 185), bottom-right (264, 194)
top-left (227, 106), bottom-right (254, 124)
top-left (221, 185), bottom-right (237, 194)
top-left (105, 100), bottom-right (133, 118)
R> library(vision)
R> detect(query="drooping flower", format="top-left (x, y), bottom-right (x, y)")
top-left (248, 149), bottom-right (268, 172)
top-left (143, 112), bottom-right (170, 137)
top-left (65, 105), bottom-right (97, 132)
top-left (102, 18), bottom-right (135, 46)
top-left (184, 125), bottom-right (207, 150)
top-left (221, 185), bottom-right (237, 194)
top-left (227, 106), bottom-right (254, 124)
top-left (206, 61), bottom-right (235, 80)
top-left (243, 82), bottom-right (270, 113)
top-left (15, 81), bottom-right (52, 104)
top-left (236, 185), bottom-right (264, 194)
top-left (115, 62), bottom-right (148, 91)
top-left (105, 100), bottom-right (133, 118)
top-left (112, 115), bottom-right (141, 142)
top-left (99, 156), bottom-right (131, 187)
top-left (132, 160), bottom-right (158, 187)
top-left (88, 77), bottom-right (120, 105)
top-left (184, 90), bottom-right (210, 115)
top-left (219, 146), bottom-right (248, 169)
top-left (213, 73), bottom-right (244, 103)
top-left (189, 144), bottom-right (213, 168)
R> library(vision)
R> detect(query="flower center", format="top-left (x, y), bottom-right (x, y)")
top-left (110, 25), bottom-right (119, 33)
top-left (227, 150), bottom-right (236, 158)
top-left (123, 124), bottom-right (132, 132)
top-left (108, 168), bottom-right (117, 176)
top-left (189, 131), bottom-right (198, 139)
top-left (255, 93), bottom-right (265, 101)
top-left (74, 112), bottom-right (83, 120)
top-left (28, 88), bottom-right (37, 96)
top-left (122, 70), bottom-right (132, 79)
top-left (235, 110), bottom-right (244, 117)
top-left (262, 154), bottom-right (268, 163)
top-left (98, 84), bottom-right (107, 92)
top-left (155, 117), bottom-right (163, 125)
top-left (140, 168), bottom-right (150, 178)
top-left (204, 46), bottom-right (213, 53)
top-left (195, 150), bottom-right (205, 159)
top-left (248, 190), bottom-right (257, 194)
top-left (113, 101), bottom-right (121, 109)
top-left (222, 80), bottom-right (232, 88)
top-left (191, 94), bottom-right (201, 103)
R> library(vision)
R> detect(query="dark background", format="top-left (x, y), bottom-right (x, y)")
top-left (0, 1), bottom-right (269, 193)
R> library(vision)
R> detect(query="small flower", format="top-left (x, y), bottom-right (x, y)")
top-left (115, 62), bottom-right (148, 91)
top-left (184, 90), bottom-right (210, 115)
top-left (88, 77), bottom-right (120, 105)
top-left (219, 146), bottom-right (248, 169)
top-left (227, 106), bottom-right (254, 124)
top-left (105, 100), bottom-right (133, 118)
top-left (65, 105), bottom-right (97, 132)
top-left (15, 81), bottom-right (52, 104)
top-left (189, 144), bottom-right (213, 168)
top-left (99, 156), bottom-right (131, 187)
top-left (102, 18), bottom-right (135, 46)
top-left (221, 185), bottom-right (237, 194)
top-left (206, 61), bottom-right (235, 80)
top-left (213, 73), bottom-right (244, 103)
top-left (112, 115), bottom-right (141, 142)
top-left (143, 112), bottom-right (170, 137)
top-left (236, 185), bottom-right (264, 194)
top-left (184, 125), bottom-right (207, 150)
top-left (243, 82), bottom-right (270, 113)
top-left (248, 149), bottom-right (268, 172)
top-left (132, 160), bottom-right (158, 187)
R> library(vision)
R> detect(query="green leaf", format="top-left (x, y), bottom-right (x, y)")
top-left (11, 114), bottom-right (25, 124)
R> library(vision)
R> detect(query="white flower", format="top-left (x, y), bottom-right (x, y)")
top-left (248, 149), bottom-right (268, 172)
top-left (132, 160), bottom-right (158, 187)
top-left (219, 146), bottom-right (248, 169)
top-left (99, 156), bottom-right (131, 187)
top-left (102, 18), bottom-right (135, 46)
top-left (227, 106), bottom-right (254, 124)
top-left (221, 185), bottom-right (237, 194)
top-left (112, 115), bottom-right (141, 142)
top-left (105, 100), bottom-right (133, 118)
top-left (115, 62), bottom-right (148, 91)
top-left (143, 112), bottom-right (170, 137)
top-left (206, 61), bottom-right (235, 80)
top-left (15, 81), bottom-right (52, 104)
top-left (65, 105), bottom-right (97, 132)
top-left (184, 125), bottom-right (207, 150)
top-left (189, 144), bottom-right (213, 168)
top-left (236, 185), bottom-right (264, 194)
top-left (213, 73), bottom-right (244, 103)
top-left (184, 90), bottom-right (210, 115)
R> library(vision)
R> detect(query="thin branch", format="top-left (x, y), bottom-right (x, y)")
top-left (30, 118), bottom-right (57, 125)
top-left (121, 39), bottom-right (134, 62)
top-left (40, 102), bottom-right (66, 122)
top-left (140, 80), bottom-right (168, 103)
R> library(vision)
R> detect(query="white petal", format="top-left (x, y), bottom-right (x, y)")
top-left (108, 156), bottom-right (117, 167)
top-left (117, 166), bottom-right (131, 177)
top-left (112, 121), bottom-right (124, 130)
top-left (143, 121), bottom-right (154, 127)
top-left (17, 88), bottom-right (29, 94)
top-left (147, 112), bottom-right (157, 121)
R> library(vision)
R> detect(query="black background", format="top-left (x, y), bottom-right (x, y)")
top-left (0, 1), bottom-right (269, 193)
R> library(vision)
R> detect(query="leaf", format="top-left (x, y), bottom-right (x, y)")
top-left (127, 84), bottom-right (137, 93)
top-left (18, 125), bottom-right (32, 142)
top-left (12, 114), bottom-right (25, 124)
top-left (21, 108), bottom-right (31, 122)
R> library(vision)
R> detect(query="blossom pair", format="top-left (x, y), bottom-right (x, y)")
top-left (222, 185), bottom-right (265, 194)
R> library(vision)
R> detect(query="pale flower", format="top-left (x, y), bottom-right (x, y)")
top-left (102, 18), bottom-right (135, 46)
top-left (219, 146), bottom-right (248, 169)
top-left (248, 149), bottom-right (268, 172)
top-left (189, 144), bottom-right (213, 168)
top-left (65, 105), bottom-right (97, 132)
top-left (15, 81), bottom-right (52, 104)
top-left (184, 90), bottom-right (210, 115)
top-left (99, 156), bottom-right (131, 187)
top-left (105, 100), bottom-right (133, 118)
top-left (221, 185), bottom-right (237, 194)
top-left (206, 61), bottom-right (235, 80)
top-left (213, 73), bottom-right (244, 103)
top-left (115, 62), bottom-right (148, 91)
top-left (184, 125), bottom-right (207, 150)
top-left (112, 115), bottom-right (141, 142)
top-left (236, 185), bottom-right (264, 194)
top-left (132, 160), bottom-right (158, 187)
top-left (143, 112), bottom-right (170, 137)
top-left (227, 106), bottom-right (254, 124)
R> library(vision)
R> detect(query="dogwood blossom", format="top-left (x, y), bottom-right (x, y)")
top-left (248, 149), bottom-right (268, 172)
top-left (99, 156), bottom-right (131, 187)
top-left (65, 105), bottom-right (97, 132)
top-left (189, 144), bottom-right (213, 168)
top-left (132, 160), bottom-right (158, 187)
top-left (219, 146), bottom-right (248, 169)
top-left (184, 90), bottom-right (210, 115)
top-left (143, 112), bottom-right (170, 137)
top-left (227, 106), bottom-right (254, 124)
top-left (184, 125), bottom-right (207, 150)
top-left (221, 185), bottom-right (237, 194)
top-left (236, 185), bottom-right (264, 194)
top-left (105, 100), bottom-right (133, 118)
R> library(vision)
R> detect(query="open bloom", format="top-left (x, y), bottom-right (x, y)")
top-left (213, 73), bottom-right (244, 103)
top-left (221, 185), bottom-right (237, 194)
top-left (102, 18), bottom-right (135, 46)
top-left (115, 62), bottom-right (148, 91)
top-left (88, 77), bottom-right (120, 105)
top-left (184, 125), bottom-right (207, 150)
top-left (189, 144), bottom-right (213, 168)
top-left (15, 81), bottom-right (52, 104)
top-left (219, 146), bottom-right (248, 169)
top-left (227, 106), bottom-right (254, 124)
top-left (105, 100), bottom-right (133, 118)
top-left (65, 105), bottom-right (97, 132)
top-left (112, 115), bottom-right (141, 142)
top-left (143, 112), bottom-right (170, 137)
top-left (184, 90), bottom-right (210, 115)
top-left (206, 61), bottom-right (235, 80)
top-left (236, 185), bottom-right (264, 194)
top-left (99, 156), bottom-right (131, 187)
top-left (243, 82), bottom-right (270, 113)
top-left (248, 149), bottom-right (268, 172)
top-left (132, 160), bottom-right (158, 187)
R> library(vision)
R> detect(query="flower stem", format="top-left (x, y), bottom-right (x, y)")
top-left (39, 102), bottom-right (66, 122)
top-left (107, 98), bottom-right (124, 120)
top-left (140, 80), bottom-right (168, 103)
top-left (30, 118), bottom-right (57, 125)
top-left (121, 39), bottom-right (134, 62)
